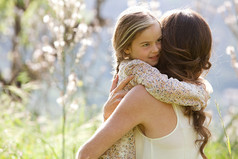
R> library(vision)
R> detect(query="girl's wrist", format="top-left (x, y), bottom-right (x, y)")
top-left (103, 112), bottom-right (109, 122)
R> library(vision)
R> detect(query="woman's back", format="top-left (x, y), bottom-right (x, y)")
top-left (76, 82), bottom-right (205, 159)
top-left (135, 101), bottom-right (202, 159)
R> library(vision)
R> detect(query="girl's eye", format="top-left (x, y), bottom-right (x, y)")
top-left (157, 38), bottom-right (162, 42)
top-left (142, 43), bottom-right (150, 47)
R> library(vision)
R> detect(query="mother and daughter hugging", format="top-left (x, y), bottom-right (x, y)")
top-left (76, 5), bottom-right (213, 159)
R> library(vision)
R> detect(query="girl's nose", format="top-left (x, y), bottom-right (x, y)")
top-left (156, 42), bottom-right (161, 52)
top-left (152, 43), bottom-right (160, 53)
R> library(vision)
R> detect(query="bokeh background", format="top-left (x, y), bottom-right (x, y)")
top-left (0, 0), bottom-right (237, 158)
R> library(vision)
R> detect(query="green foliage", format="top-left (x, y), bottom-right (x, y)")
top-left (0, 92), bottom-right (101, 159)
top-left (204, 101), bottom-right (238, 159)
top-left (0, 0), bottom-right (13, 32)
top-left (215, 101), bottom-right (232, 158)
top-left (205, 139), bottom-right (238, 159)
top-left (1, 90), bottom-right (238, 159)
top-left (17, 71), bottom-right (31, 84)
top-left (205, 141), bottom-right (231, 159)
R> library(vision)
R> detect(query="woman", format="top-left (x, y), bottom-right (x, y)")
top-left (77, 8), bottom-right (212, 159)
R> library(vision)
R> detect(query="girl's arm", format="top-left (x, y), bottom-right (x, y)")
top-left (103, 75), bottom-right (134, 121)
top-left (120, 59), bottom-right (209, 111)
top-left (76, 86), bottom-right (150, 159)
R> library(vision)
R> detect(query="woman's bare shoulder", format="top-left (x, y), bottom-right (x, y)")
top-left (128, 85), bottom-right (177, 138)
top-left (128, 85), bottom-right (168, 107)
top-left (122, 85), bottom-right (172, 115)
top-left (114, 84), bottom-right (174, 124)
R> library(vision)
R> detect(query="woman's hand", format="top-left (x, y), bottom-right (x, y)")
top-left (103, 75), bottom-right (134, 121)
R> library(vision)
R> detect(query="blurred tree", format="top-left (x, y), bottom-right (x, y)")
top-left (217, 0), bottom-right (238, 77)
top-left (0, 0), bottom-right (109, 99)
top-left (0, 0), bottom-right (110, 158)
top-left (214, 0), bottom-right (238, 156)
top-left (180, 0), bottom-right (238, 157)
top-left (40, 0), bottom-right (108, 157)
top-left (0, 0), bottom-right (47, 100)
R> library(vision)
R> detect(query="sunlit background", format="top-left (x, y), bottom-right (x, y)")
top-left (0, 0), bottom-right (237, 158)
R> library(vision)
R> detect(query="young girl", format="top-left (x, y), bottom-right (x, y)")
top-left (76, 7), bottom-right (211, 159)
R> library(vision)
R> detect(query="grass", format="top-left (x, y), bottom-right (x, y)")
top-left (215, 101), bottom-right (232, 158)
top-left (0, 112), bottom-right (101, 159)
top-left (0, 93), bottom-right (237, 159)
top-left (0, 92), bottom-right (101, 159)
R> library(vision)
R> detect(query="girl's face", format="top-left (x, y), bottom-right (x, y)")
top-left (125, 22), bottom-right (162, 66)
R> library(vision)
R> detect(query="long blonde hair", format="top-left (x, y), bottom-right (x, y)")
top-left (112, 6), bottom-right (160, 74)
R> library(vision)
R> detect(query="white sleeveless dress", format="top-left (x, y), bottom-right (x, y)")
top-left (135, 104), bottom-right (203, 159)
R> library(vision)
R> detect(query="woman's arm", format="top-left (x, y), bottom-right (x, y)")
top-left (76, 85), bottom-right (149, 159)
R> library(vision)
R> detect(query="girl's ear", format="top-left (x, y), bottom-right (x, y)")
top-left (124, 48), bottom-right (131, 54)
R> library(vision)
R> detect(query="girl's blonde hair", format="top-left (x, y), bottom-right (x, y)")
top-left (112, 6), bottom-right (160, 74)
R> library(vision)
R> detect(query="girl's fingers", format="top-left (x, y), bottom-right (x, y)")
top-left (113, 90), bottom-right (128, 99)
top-left (114, 75), bottom-right (134, 92)
top-left (110, 75), bottom-right (119, 92)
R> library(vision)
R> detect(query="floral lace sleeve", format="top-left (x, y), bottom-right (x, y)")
top-left (99, 129), bottom-right (136, 159)
top-left (119, 59), bottom-right (209, 111)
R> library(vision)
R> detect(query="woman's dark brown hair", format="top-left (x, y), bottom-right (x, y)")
top-left (157, 9), bottom-right (212, 159)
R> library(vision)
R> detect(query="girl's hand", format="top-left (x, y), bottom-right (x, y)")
top-left (103, 75), bottom-right (134, 121)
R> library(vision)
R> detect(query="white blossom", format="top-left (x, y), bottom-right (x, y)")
top-left (75, 1), bottom-right (81, 8)
top-left (56, 95), bottom-right (68, 106)
top-left (59, 25), bottom-right (65, 34)
top-left (66, 73), bottom-right (78, 94)
top-left (228, 106), bottom-right (238, 115)
top-left (54, 41), bottom-right (60, 48)
top-left (45, 54), bottom-right (56, 63)
top-left (127, 0), bottom-right (137, 7)
top-left (58, 0), bottom-right (64, 7)
top-left (224, 1), bottom-right (232, 8)
top-left (78, 23), bottom-right (88, 34)
top-left (234, 62), bottom-right (238, 68)
top-left (68, 73), bottom-right (77, 81)
top-left (150, 1), bottom-right (160, 10)
top-left (70, 101), bottom-right (79, 111)
top-left (51, 0), bottom-right (58, 5)
top-left (60, 40), bottom-right (65, 47)
top-left (42, 45), bottom-right (54, 54)
top-left (81, 38), bottom-right (92, 46)
top-left (33, 49), bottom-right (43, 61)
top-left (67, 81), bottom-right (77, 94)
top-left (217, 5), bottom-right (226, 13)
top-left (226, 46), bottom-right (235, 55)
top-left (225, 15), bottom-right (236, 24)
top-left (53, 26), bottom-right (59, 33)
top-left (43, 15), bottom-right (50, 23)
